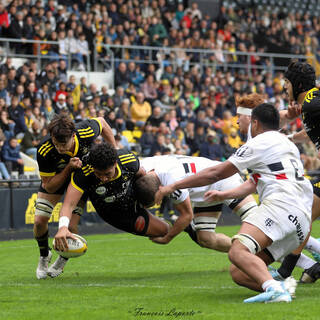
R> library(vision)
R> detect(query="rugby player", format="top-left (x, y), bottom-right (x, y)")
top-left (53, 143), bottom-right (170, 253)
top-left (269, 61), bottom-right (320, 283)
top-left (237, 89), bottom-right (320, 283)
top-left (155, 104), bottom-right (312, 303)
top-left (134, 155), bottom-right (257, 251)
top-left (35, 114), bottom-right (115, 279)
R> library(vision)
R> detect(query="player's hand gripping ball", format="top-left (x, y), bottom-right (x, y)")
top-left (53, 233), bottom-right (88, 258)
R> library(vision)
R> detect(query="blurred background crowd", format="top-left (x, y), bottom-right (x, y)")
top-left (0, 0), bottom-right (320, 182)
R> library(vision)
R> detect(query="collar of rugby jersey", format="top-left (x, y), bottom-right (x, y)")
top-left (63, 134), bottom-right (79, 157)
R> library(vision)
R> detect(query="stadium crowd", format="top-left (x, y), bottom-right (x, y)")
top-left (0, 0), bottom-right (319, 181)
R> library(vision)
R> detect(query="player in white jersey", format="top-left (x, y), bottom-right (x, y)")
top-left (155, 103), bottom-right (313, 303)
top-left (137, 155), bottom-right (257, 250)
top-left (237, 91), bottom-right (320, 283)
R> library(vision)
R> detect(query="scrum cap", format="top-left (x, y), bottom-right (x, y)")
top-left (284, 61), bottom-right (316, 100)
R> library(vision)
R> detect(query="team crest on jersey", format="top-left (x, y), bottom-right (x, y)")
top-left (96, 186), bottom-right (106, 195)
top-left (265, 218), bottom-right (274, 227)
top-left (235, 145), bottom-right (252, 158)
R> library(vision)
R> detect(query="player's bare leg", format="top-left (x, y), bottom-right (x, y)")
top-left (145, 213), bottom-right (170, 236)
top-left (194, 212), bottom-right (231, 252)
top-left (34, 192), bottom-right (61, 279)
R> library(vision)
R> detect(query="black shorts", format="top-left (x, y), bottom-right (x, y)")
top-left (97, 203), bottom-right (150, 236)
top-left (193, 198), bottom-right (245, 214)
top-left (38, 180), bottom-right (88, 203)
top-left (38, 180), bottom-right (70, 195)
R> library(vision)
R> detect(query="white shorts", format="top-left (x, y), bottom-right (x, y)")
top-left (243, 198), bottom-right (311, 261)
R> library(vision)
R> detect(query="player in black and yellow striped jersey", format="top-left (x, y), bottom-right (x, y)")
top-left (274, 61), bottom-right (320, 283)
top-left (53, 142), bottom-right (169, 253)
top-left (35, 114), bottom-right (115, 280)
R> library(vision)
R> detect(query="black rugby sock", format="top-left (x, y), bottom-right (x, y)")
top-left (35, 230), bottom-right (49, 257)
top-left (184, 224), bottom-right (199, 244)
top-left (277, 253), bottom-right (301, 278)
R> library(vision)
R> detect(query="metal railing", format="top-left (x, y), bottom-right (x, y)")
top-left (94, 43), bottom-right (316, 78)
top-left (0, 37), bottom-right (316, 83)
top-left (0, 37), bottom-right (91, 71)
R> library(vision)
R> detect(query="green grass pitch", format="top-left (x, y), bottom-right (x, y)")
top-left (1, 222), bottom-right (320, 320)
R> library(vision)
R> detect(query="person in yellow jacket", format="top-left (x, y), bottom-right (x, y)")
top-left (130, 92), bottom-right (152, 128)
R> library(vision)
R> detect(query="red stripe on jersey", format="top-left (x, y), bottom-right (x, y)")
top-left (190, 163), bottom-right (196, 173)
top-left (252, 173), bottom-right (261, 184)
top-left (276, 173), bottom-right (288, 180)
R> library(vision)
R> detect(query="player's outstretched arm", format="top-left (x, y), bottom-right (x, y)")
top-left (150, 198), bottom-right (193, 245)
top-left (54, 183), bottom-right (82, 251)
top-left (204, 179), bottom-right (256, 202)
top-left (155, 161), bottom-right (239, 204)
top-left (97, 117), bottom-right (116, 147)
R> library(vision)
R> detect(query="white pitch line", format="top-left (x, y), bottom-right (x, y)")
top-left (0, 282), bottom-right (240, 290)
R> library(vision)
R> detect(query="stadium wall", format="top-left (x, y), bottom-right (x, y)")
top-left (0, 187), bottom-right (240, 239)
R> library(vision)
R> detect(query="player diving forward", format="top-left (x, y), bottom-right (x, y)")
top-left (134, 155), bottom-right (257, 251)
top-left (35, 114), bottom-right (115, 279)
top-left (155, 104), bottom-right (312, 303)
top-left (53, 143), bottom-right (171, 255)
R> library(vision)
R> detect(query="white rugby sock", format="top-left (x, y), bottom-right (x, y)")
top-left (262, 279), bottom-right (283, 292)
top-left (296, 253), bottom-right (316, 270)
top-left (304, 236), bottom-right (320, 254)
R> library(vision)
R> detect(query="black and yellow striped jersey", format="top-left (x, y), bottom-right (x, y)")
top-left (302, 87), bottom-right (320, 150)
top-left (37, 118), bottom-right (102, 177)
top-left (71, 149), bottom-right (140, 214)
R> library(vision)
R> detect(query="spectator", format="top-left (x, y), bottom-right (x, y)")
top-left (0, 110), bottom-right (15, 140)
top-left (130, 92), bottom-right (152, 128)
top-left (20, 121), bottom-right (41, 159)
top-left (150, 133), bottom-right (167, 156)
top-left (2, 137), bottom-right (24, 175)
top-left (114, 62), bottom-right (130, 89)
top-left (8, 95), bottom-right (27, 137)
top-left (54, 93), bottom-right (67, 113)
top-left (199, 130), bottom-right (223, 161)
top-left (146, 106), bottom-right (163, 131)
top-left (148, 16), bottom-right (168, 47)
top-left (139, 123), bottom-right (155, 157)
top-left (141, 74), bottom-right (158, 103)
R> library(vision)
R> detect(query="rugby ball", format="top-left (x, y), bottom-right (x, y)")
top-left (53, 233), bottom-right (88, 259)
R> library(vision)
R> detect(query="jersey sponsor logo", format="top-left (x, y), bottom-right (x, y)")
top-left (288, 214), bottom-right (304, 242)
top-left (104, 196), bottom-right (116, 203)
top-left (96, 186), bottom-right (106, 195)
top-left (235, 145), bottom-right (252, 158)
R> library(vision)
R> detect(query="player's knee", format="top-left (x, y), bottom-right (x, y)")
top-left (229, 264), bottom-right (243, 286)
top-left (35, 198), bottom-right (54, 219)
top-left (197, 232), bottom-right (217, 249)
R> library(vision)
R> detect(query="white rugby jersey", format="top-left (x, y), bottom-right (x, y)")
top-left (228, 131), bottom-right (313, 217)
top-left (141, 155), bottom-right (244, 208)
